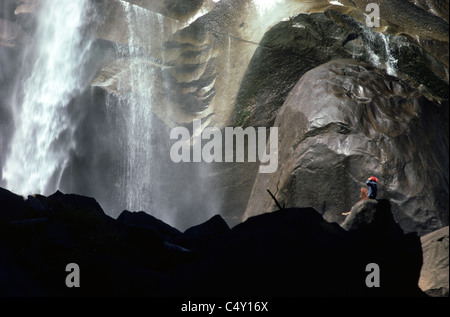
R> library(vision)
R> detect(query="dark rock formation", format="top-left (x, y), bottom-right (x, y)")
top-left (234, 11), bottom-right (448, 128)
top-left (169, 206), bottom-right (424, 297)
top-left (244, 59), bottom-right (449, 236)
top-left (0, 187), bottom-right (31, 222)
top-left (172, 214), bottom-right (230, 251)
top-left (419, 226), bottom-right (449, 297)
top-left (0, 187), bottom-right (426, 297)
top-left (117, 210), bottom-right (182, 242)
top-left (342, 199), bottom-right (403, 236)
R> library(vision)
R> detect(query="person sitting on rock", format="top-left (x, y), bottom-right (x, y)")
top-left (342, 177), bottom-right (378, 216)
top-left (366, 176), bottom-right (378, 199)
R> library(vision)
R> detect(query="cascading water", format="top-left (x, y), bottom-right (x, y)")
top-left (105, 0), bottom-right (232, 227)
top-left (379, 33), bottom-right (398, 76)
top-left (2, 0), bottom-right (95, 196)
top-left (364, 29), bottom-right (398, 76)
top-left (253, 0), bottom-right (283, 16)
top-left (106, 1), bottom-right (168, 219)
top-left (253, 0), bottom-right (290, 29)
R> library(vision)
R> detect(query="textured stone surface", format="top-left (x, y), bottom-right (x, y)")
top-left (419, 226), bottom-right (449, 296)
top-left (234, 11), bottom-right (448, 128)
top-left (408, 0), bottom-right (449, 22)
top-left (244, 59), bottom-right (448, 236)
top-left (92, 0), bottom-right (266, 130)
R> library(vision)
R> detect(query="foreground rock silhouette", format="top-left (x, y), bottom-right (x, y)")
top-left (0, 187), bottom-right (427, 297)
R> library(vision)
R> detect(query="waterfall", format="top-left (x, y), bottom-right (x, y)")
top-left (2, 0), bottom-right (95, 196)
top-left (253, 0), bottom-right (288, 27)
top-left (364, 29), bottom-right (398, 76)
top-left (380, 33), bottom-right (398, 76)
top-left (253, 0), bottom-right (284, 16)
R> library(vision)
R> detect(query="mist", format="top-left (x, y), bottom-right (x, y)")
top-left (0, 0), bottom-right (242, 231)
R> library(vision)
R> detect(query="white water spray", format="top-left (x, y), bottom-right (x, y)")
top-left (109, 1), bottom-right (167, 215)
top-left (2, 0), bottom-right (95, 196)
top-left (380, 33), bottom-right (398, 76)
top-left (364, 29), bottom-right (398, 76)
top-left (253, 0), bottom-right (284, 17)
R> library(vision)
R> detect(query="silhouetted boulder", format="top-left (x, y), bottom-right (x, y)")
top-left (170, 204), bottom-right (424, 297)
top-left (0, 187), bottom-right (33, 222)
top-left (341, 199), bottom-right (404, 237)
top-left (173, 214), bottom-right (230, 251)
top-left (44, 191), bottom-right (105, 216)
top-left (117, 210), bottom-right (182, 242)
top-left (0, 187), bottom-right (428, 297)
top-left (26, 195), bottom-right (52, 216)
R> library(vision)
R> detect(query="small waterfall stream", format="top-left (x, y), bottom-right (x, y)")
top-left (114, 0), bottom-right (157, 213)
top-left (363, 27), bottom-right (398, 76)
top-left (105, 0), bottom-right (172, 221)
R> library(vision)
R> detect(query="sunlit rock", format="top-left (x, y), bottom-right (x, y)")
top-left (419, 226), bottom-right (449, 297)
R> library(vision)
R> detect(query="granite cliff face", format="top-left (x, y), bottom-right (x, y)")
top-left (0, 0), bottom-right (448, 234)
top-left (234, 11), bottom-right (448, 128)
top-left (244, 59), bottom-right (448, 236)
